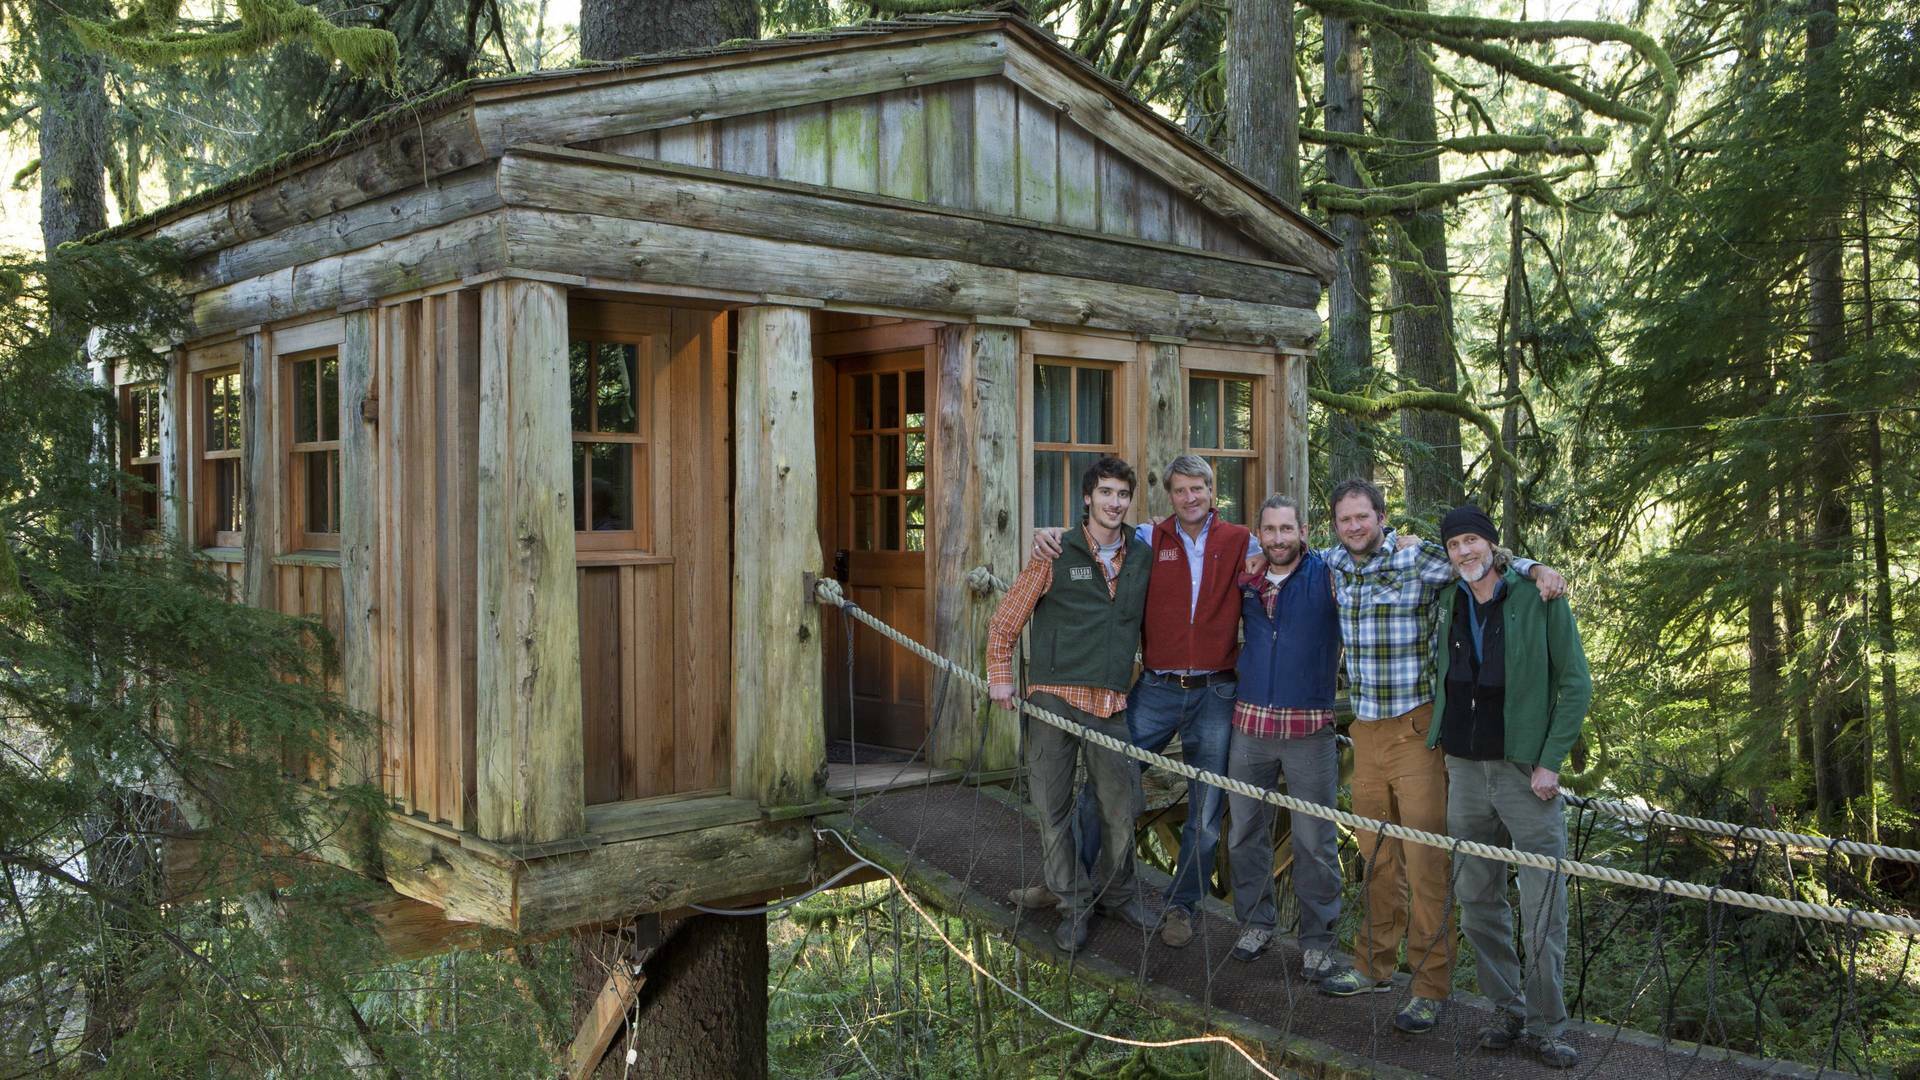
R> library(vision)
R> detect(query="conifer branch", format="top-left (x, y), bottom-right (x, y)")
top-left (1310, 385), bottom-right (1523, 474)
top-left (66, 0), bottom-right (399, 83)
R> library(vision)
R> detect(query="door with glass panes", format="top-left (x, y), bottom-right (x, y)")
top-left (826, 351), bottom-right (931, 751)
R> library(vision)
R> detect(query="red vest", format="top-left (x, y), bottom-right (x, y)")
top-left (1142, 514), bottom-right (1250, 673)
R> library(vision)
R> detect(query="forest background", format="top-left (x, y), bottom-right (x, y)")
top-left (1, 0), bottom-right (1917, 1074)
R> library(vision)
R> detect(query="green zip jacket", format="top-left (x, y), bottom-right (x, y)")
top-left (1425, 567), bottom-right (1593, 772)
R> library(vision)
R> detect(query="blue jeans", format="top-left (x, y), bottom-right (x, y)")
top-left (1074, 672), bottom-right (1235, 913)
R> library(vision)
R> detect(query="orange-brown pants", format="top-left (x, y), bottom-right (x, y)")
top-left (1347, 703), bottom-right (1456, 1000)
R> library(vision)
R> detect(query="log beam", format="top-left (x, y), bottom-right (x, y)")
top-left (337, 309), bottom-right (380, 786)
top-left (929, 324), bottom-right (1021, 775)
top-left (1141, 338), bottom-right (1187, 518)
top-left (1276, 351), bottom-right (1311, 504)
top-left (475, 278), bottom-right (585, 844)
top-left (730, 305), bottom-right (827, 809)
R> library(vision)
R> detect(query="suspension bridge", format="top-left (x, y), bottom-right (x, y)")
top-left (785, 577), bottom-right (1920, 1079)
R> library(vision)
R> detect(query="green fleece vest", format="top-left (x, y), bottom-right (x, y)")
top-left (1027, 526), bottom-right (1151, 693)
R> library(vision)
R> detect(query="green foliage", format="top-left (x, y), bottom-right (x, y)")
top-left (66, 0), bottom-right (400, 83)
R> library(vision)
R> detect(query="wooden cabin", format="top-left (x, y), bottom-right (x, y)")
top-left (105, 12), bottom-right (1334, 943)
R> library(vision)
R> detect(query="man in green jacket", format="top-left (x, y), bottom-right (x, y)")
top-left (1430, 505), bottom-right (1591, 1070)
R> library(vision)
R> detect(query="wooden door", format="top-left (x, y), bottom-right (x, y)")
top-left (823, 351), bottom-right (932, 751)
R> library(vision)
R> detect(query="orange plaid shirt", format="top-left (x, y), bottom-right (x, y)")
top-left (986, 530), bottom-right (1132, 719)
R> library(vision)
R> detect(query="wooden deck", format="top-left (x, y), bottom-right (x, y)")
top-left (829, 784), bottom-right (1833, 1080)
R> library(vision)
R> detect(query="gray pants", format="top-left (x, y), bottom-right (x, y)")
top-left (1026, 693), bottom-right (1146, 919)
top-left (1446, 756), bottom-right (1570, 1038)
top-left (1224, 725), bottom-right (1341, 951)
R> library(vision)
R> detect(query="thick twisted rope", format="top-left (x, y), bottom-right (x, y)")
top-left (813, 578), bottom-right (1920, 937)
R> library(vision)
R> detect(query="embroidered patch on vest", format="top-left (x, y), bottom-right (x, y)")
top-left (1069, 565), bottom-right (1094, 581)
top-left (1158, 548), bottom-right (1179, 561)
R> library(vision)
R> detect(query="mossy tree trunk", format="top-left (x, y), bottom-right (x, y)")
top-left (579, 0), bottom-right (758, 62)
top-left (1225, 0), bottom-right (1299, 203)
top-left (1320, 10), bottom-right (1374, 488)
top-left (598, 914), bottom-right (769, 1080)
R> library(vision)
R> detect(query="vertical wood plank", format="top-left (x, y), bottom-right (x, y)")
top-left (580, 568), bottom-right (621, 805)
top-left (379, 304), bottom-right (417, 811)
top-left (828, 97), bottom-right (879, 194)
top-left (240, 334), bottom-right (275, 610)
top-left (437, 288), bottom-right (482, 827)
top-left (409, 298), bottom-right (441, 820)
top-left (1143, 339), bottom-right (1186, 520)
top-left (971, 79), bottom-right (1017, 216)
top-left (923, 83), bottom-right (973, 209)
top-left (1137, 169), bottom-right (1174, 243)
top-left (1096, 145), bottom-right (1137, 237)
top-left (476, 278), bottom-right (586, 844)
top-left (672, 309), bottom-right (731, 794)
top-left (731, 305), bottom-right (825, 808)
top-left (773, 104), bottom-right (829, 186)
top-left (1171, 197), bottom-right (1205, 249)
top-left (1056, 120), bottom-right (1098, 230)
top-left (157, 354), bottom-right (184, 543)
top-left (338, 309), bottom-right (381, 789)
top-left (655, 122), bottom-right (715, 168)
top-left (1015, 90), bottom-right (1058, 224)
top-left (878, 87), bottom-right (929, 202)
top-left (717, 113), bottom-right (771, 177)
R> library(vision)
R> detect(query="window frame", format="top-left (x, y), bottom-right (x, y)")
top-left (194, 366), bottom-right (246, 549)
top-left (119, 380), bottom-right (165, 538)
top-left (568, 328), bottom-right (669, 556)
top-left (1184, 369), bottom-right (1263, 527)
top-left (284, 347), bottom-right (343, 553)
top-left (1028, 356), bottom-right (1127, 532)
top-left (841, 362), bottom-right (930, 555)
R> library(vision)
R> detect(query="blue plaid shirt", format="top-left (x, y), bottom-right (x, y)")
top-left (1323, 529), bottom-right (1534, 721)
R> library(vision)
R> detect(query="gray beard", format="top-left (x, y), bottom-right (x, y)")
top-left (1458, 561), bottom-right (1490, 584)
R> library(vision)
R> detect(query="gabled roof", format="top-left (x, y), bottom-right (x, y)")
top-left (107, 12), bottom-right (1335, 281)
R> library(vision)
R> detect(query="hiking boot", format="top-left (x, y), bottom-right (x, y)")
top-left (1320, 968), bottom-right (1392, 996)
top-left (1478, 1012), bottom-right (1524, 1050)
top-left (1301, 948), bottom-right (1338, 982)
top-left (1523, 1034), bottom-right (1579, 1069)
top-left (1393, 995), bottom-right (1443, 1033)
top-left (1159, 906), bottom-right (1194, 948)
top-left (1007, 884), bottom-right (1060, 910)
top-left (1054, 911), bottom-right (1094, 953)
top-left (1230, 927), bottom-right (1272, 962)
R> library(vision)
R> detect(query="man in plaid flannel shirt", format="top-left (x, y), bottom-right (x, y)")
top-left (1316, 479), bottom-right (1564, 1037)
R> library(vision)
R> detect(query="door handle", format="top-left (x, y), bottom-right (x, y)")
top-left (834, 548), bottom-right (851, 583)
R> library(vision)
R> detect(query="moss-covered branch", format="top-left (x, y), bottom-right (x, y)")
top-left (1302, 126), bottom-right (1607, 158)
top-left (67, 0), bottom-right (398, 82)
top-left (1308, 166), bottom-right (1570, 215)
top-left (1310, 385), bottom-right (1522, 475)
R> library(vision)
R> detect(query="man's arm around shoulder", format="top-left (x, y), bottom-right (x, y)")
top-left (986, 555), bottom-right (1054, 710)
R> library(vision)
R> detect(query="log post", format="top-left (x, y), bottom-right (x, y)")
top-left (239, 333), bottom-right (276, 610)
top-left (731, 304), bottom-right (826, 809)
top-left (929, 322), bottom-right (1021, 775)
top-left (475, 278), bottom-right (584, 844)
top-left (1142, 337), bottom-right (1187, 519)
top-left (337, 309), bottom-right (381, 788)
top-left (1276, 350), bottom-right (1311, 504)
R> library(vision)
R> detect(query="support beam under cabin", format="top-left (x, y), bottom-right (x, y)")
top-left (929, 322), bottom-right (1021, 775)
top-left (731, 305), bottom-right (828, 810)
top-left (476, 278), bottom-right (586, 845)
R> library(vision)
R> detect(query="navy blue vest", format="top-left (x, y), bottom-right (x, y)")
top-left (1235, 550), bottom-right (1341, 710)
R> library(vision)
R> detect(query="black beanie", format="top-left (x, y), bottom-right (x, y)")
top-left (1440, 504), bottom-right (1499, 545)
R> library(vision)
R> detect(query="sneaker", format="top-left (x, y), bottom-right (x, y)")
top-left (1320, 968), bottom-right (1392, 996)
top-left (1523, 1034), bottom-right (1579, 1069)
top-left (1301, 948), bottom-right (1337, 982)
top-left (1159, 906), bottom-right (1194, 948)
top-left (1393, 995), bottom-right (1443, 1033)
top-left (1230, 927), bottom-right (1272, 962)
top-left (1007, 884), bottom-right (1060, 910)
top-left (1478, 1012), bottom-right (1524, 1050)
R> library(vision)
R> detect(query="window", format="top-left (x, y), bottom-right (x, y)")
top-left (288, 352), bottom-right (341, 550)
top-left (121, 382), bottom-right (164, 535)
top-left (1187, 373), bottom-right (1258, 524)
top-left (198, 369), bottom-right (244, 547)
top-left (1032, 361), bottom-right (1119, 529)
top-left (570, 338), bottom-right (651, 550)
top-left (847, 369), bottom-right (926, 552)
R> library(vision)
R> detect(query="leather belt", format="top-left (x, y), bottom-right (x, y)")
top-left (1155, 670), bottom-right (1235, 690)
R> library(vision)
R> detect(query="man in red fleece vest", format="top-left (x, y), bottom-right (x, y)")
top-left (1027, 455), bottom-right (1254, 947)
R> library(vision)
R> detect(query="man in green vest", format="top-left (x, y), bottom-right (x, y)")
top-left (987, 456), bottom-right (1155, 953)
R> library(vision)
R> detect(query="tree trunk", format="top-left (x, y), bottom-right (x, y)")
top-left (1802, 0), bottom-right (1864, 831)
top-left (1225, 0), bottom-right (1298, 203)
top-left (1860, 195), bottom-right (1908, 818)
top-left (1321, 11), bottom-right (1373, 487)
top-left (1372, 0), bottom-right (1463, 523)
top-left (579, 0), bottom-right (758, 62)
top-left (1784, 481), bottom-right (1815, 776)
top-left (601, 914), bottom-right (768, 1080)
top-left (34, 0), bottom-right (109, 258)
top-left (1500, 197), bottom-right (1524, 547)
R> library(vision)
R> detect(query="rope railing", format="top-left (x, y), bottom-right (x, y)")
top-left (813, 576), bottom-right (1920, 938)
top-left (952, 563), bottom-right (1920, 868)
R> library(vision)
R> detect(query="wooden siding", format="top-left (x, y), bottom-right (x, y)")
top-left (578, 76), bottom-right (1270, 262)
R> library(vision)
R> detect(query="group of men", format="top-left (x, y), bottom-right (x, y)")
top-left (985, 455), bottom-right (1593, 1069)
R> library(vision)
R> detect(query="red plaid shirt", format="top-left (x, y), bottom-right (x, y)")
top-left (1230, 569), bottom-right (1335, 739)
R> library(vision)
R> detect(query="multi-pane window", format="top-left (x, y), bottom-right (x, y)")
top-left (1032, 361), bottom-right (1119, 529)
top-left (289, 353), bottom-right (341, 549)
top-left (848, 369), bottom-right (926, 552)
top-left (122, 382), bottom-right (163, 534)
top-left (569, 338), bottom-right (649, 550)
top-left (1187, 373), bottom-right (1258, 524)
top-left (199, 369), bottom-right (244, 547)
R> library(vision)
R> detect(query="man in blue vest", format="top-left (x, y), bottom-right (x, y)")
top-left (987, 456), bottom-right (1156, 954)
top-left (1220, 494), bottom-right (1353, 985)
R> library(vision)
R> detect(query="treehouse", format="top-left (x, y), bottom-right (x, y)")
top-left (102, 12), bottom-right (1334, 946)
